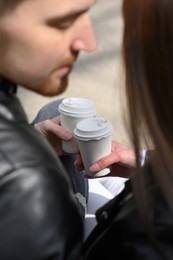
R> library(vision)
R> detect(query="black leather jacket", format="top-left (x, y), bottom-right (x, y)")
top-left (0, 89), bottom-right (83, 259)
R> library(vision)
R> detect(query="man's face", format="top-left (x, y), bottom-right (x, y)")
top-left (0, 0), bottom-right (97, 96)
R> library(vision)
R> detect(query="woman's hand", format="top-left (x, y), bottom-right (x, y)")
top-left (75, 141), bottom-right (136, 178)
top-left (34, 116), bottom-right (73, 156)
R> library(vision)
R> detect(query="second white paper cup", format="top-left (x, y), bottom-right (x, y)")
top-left (58, 97), bottom-right (96, 154)
top-left (74, 117), bottom-right (113, 177)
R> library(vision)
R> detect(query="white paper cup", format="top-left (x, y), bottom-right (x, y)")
top-left (58, 98), bottom-right (96, 154)
top-left (74, 117), bottom-right (113, 177)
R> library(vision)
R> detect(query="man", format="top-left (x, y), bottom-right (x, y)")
top-left (0, 0), bottom-right (96, 259)
top-left (0, 0), bottom-right (96, 95)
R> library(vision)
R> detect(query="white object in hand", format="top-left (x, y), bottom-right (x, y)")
top-left (58, 97), bottom-right (96, 154)
top-left (74, 117), bottom-right (113, 177)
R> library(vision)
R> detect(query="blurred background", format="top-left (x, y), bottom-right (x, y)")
top-left (17, 0), bottom-right (131, 145)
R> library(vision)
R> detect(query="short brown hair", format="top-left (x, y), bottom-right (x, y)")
top-left (0, 0), bottom-right (25, 13)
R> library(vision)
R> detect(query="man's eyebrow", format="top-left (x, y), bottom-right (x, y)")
top-left (46, 0), bottom-right (97, 25)
top-left (45, 10), bottom-right (85, 26)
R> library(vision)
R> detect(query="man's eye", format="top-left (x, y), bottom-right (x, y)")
top-left (57, 19), bottom-right (75, 30)
top-left (56, 16), bottom-right (78, 30)
top-left (47, 19), bottom-right (74, 30)
top-left (46, 13), bottom-right (83, 30)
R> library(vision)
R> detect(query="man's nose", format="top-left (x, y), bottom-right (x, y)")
top-left (71, 15), bottom-right (97, 52)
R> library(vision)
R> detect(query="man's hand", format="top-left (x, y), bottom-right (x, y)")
top-left (34, 116), bottom-right (73, 156)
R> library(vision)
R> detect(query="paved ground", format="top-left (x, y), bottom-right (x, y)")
top-left (17, 0), bottom-right (131, 145)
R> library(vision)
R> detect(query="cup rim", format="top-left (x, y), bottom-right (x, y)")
top-left (58, 97), bottom-right (96, 115)
top-left (73, 117), bottom-right (113, 140)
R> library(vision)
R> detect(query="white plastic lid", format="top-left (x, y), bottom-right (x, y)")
top-left (58, 97), bottom-right (96, 116)
top-left (74, 117), bottom-right (113, 140)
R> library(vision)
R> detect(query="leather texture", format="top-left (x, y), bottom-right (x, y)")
top-left (0, 91), bottom-right (83, 260)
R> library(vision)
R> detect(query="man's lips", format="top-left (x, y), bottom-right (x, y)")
top-left (56, 64), bottom-right (73, 77)
top-left (62, 64), bottom-right (73, 74)
top-left (53, 55), bottom-right (78, 77)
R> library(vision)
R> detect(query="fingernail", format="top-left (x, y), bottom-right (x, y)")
top-left (89, 163), bottom-right (100, 172)
top-left (63, 131), bottom-right (73, 140)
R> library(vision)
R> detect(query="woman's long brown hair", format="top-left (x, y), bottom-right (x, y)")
top-left (122, 0), bottom-right (173, 256)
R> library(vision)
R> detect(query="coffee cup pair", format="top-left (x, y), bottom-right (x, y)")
top-left (58, 98), bottom-right (113, 177)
